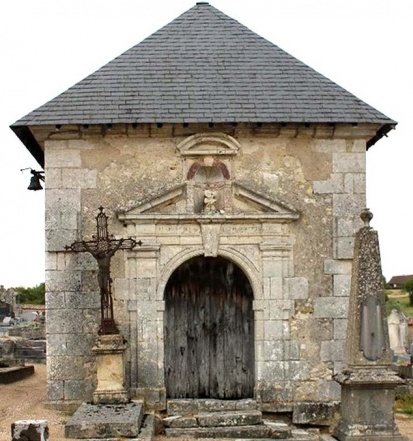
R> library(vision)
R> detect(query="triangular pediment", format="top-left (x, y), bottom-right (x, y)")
top-left (117, 182), bottom-right (299, 223)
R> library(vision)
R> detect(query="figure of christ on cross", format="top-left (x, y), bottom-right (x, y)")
top-left (65, 207), bottom-right (142, 335)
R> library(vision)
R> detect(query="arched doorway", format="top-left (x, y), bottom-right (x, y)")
top-left (164, 256), bottom-right (254, 399)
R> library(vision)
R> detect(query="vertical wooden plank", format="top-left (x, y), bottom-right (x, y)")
top-left (164, 256), bottom-right (254, 399)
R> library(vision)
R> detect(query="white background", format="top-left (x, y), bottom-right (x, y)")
top-left (0, 0), bottom-right (411, 287)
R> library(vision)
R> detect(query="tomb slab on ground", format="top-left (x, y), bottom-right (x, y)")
top-left (64, 401), bottom-right (144, 439)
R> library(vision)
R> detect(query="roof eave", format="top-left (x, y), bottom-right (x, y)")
top-left (366, 123), bottom-right (397, 150)
top-left (10, 120), bottom-right (395, 166)
top-left (10, 125), bottom-right (44, 168)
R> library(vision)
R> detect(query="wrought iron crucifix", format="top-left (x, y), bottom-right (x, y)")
top-left (65, 206), bottom-right (142, 335)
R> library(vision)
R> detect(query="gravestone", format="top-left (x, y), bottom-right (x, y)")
top-left (334, 209), bottom-right (405, 441)
top-left (388, 309), bottom-right (408, 356)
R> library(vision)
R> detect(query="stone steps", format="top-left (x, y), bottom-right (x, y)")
top-left (164, 410), bottom-right (262, 428)
top-left (165, 422), bottom-right (291, 439)
top-left (163, 400), bottom-right (292, 439)
top-left (167, 398), bottom-right (258, 415)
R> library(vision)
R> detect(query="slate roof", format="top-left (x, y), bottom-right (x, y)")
top-left (11, 2), bottom-right (396, 165)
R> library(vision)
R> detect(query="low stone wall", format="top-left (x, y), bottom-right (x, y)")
top-left (0, 336), bottom-right (46, 365)
top-left (8, 324), bottom-right (45, 340)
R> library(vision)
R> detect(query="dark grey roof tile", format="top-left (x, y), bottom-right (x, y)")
top-left (12, 2), bottom-right (395, 131)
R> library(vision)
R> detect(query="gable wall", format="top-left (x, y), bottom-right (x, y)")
top-left (42, 123), bottom-right (370, 410)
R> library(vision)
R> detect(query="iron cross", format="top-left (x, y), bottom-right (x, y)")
top-left (65, 206), bottom-right (142, 335)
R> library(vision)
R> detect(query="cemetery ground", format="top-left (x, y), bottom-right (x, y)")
top-left (1, 364), bottom-right (413, 440)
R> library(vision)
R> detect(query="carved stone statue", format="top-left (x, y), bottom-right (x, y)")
top-left (203, 189), bottom-right (217, 213)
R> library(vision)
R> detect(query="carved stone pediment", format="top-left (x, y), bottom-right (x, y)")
top-left (177, 133), bottom-right (240, 156)
top-left (117, 182), bottom-right (300, 224)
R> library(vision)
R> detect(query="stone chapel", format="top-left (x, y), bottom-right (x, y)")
top-left (11, 2), bottom-right (395, 423)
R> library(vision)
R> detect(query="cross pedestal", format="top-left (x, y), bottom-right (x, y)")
top-left (92, 334), bottom-right (129, 404)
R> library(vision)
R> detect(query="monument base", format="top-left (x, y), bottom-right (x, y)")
top-left (65, 401), bottom-right (144, 439)
top-left (92, 334), bottom-right (129, 405)
top-left (334, 368), bottom-right (406, 441)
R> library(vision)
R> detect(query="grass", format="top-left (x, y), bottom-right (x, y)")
top-left (386, 291), bottom-right (413, 317)
top-left (396, 394), bottom-right (413, 416)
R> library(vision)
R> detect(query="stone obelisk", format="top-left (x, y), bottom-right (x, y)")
top-left (334, 209), bottom-right (405, 441)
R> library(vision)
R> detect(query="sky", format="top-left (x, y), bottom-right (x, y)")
top-left (0, 0), bottom-right (412, 288)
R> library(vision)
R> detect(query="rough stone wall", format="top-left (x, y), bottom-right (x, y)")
top-left (42, 123), bottom-right (371, 410)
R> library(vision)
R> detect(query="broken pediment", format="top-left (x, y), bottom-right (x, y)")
top-left (117, 182), bottom-right (299, 224)
top-left (177, 133), bottom-right (240, 156)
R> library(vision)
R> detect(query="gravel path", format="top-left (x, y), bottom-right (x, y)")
top-left (1, 363), bottom-right (412, 440)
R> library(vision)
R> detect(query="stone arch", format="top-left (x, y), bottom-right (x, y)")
top-left (157, 246), bottom-right (261, 302)
top-left (187, 158), bottom-right (230, 180)
top-left (177, 133), bottom-right (240, 157)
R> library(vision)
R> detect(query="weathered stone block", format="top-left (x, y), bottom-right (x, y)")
top-left (197, 410), bottom-right (262, 427)
top-left (293, 402), bottom-right (339, 426)
top-left (46, 229), bottom-right (78, 252)
top-left (335, 236), bottom-right (354, 259)
top-left (62, 168), bottom-right (97, 189)
top-left (266, 299), bottom-right (294, 320)
top-left (287, 277), bottom-right (309, 299)
top-left (333, 319), bottom-right (348, 340)
top-left (46, 148), bottom-right (81, 168)
top-left (289, 361), bottom-right (311, 381)
top-left (333, 152), bottom-right (365, 173)
top-left (324, 259), bottom-right (352, 275)
top-left (47, 380), bottom-right (64, 401)
top-left (46, 270), bottom-right (81, 292)
top-left (335, 217), bottom-right (356, 237)
top-left (66, 334), bottom-right (97, 355)
top-left (64, 379), bottom-right (95, 401)
top-left (64, 401), bottom-right (144, 439)
top-left (264, 320), bottom-right (283, 340)
top-left (263, 340), bottom-right (284, 360)
top-left (313, 173), bottom-right (343, 194)
top-left (262, 259), bottom-right (283, 278)
top-left (46, 309), bottom-right (83, 334)
top-left (164, 415), bottom-right (198, 428)
top-left (48, 355), bottom-right (90, 380)
top-left (269, 276), bottom-right (283, 299)
top-left (45, 168), bottom-right (62, 189)
top-left (320, 340), bottom-right (345, 362)
top-left (12, 419), bottom-right (49, 441)
top-left (45, 253), bottom-right (58, 270)
top-left (46, 334), bottom-right (66, 356)
top-left (314, 297), bottom-right (348, 319)
top-left (46, 188), bottom-right (81, 211)
top-left (317, 380), bottom-right (341, 401)
top-left (333, 274), bottom-right (351, 297)
top-left (45, 291), bottom-right (65, 309)
top-left (65, 290), bottom-right (100, 309)
top-left (333, 193), bottom-right (365, 217)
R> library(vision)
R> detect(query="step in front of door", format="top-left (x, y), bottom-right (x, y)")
top-left (165, 421), bottom-right (291, 439)
top-left (167, 398), bottom-right (259, 416)
top-left (164, 410), bottom-right (262, 428)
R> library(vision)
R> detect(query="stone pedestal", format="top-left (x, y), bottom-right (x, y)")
top-left (335, 369), bottom-right (405, 441)
top-left (92, 334), bottom-right (129, 404)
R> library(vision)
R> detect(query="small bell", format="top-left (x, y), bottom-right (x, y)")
top-left (27, 172), bottom-right (43, 191)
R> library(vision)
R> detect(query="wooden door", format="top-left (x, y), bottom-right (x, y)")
top-left (164, 256), bottom-right (254, 399)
